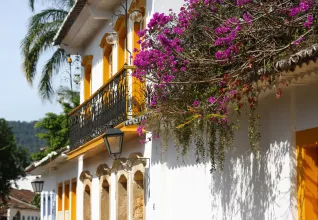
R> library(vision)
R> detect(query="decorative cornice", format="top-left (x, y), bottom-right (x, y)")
top-left (96, 164), bottom-right (111, 178)
top-left (82, 55), bottom-right (93, 67)
top-left (79, 170), bottom-right (92, 182)
top-left (99, 33), bottom-right (108, 48)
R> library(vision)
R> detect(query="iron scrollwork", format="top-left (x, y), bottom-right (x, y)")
top-left (69, 68), bottom-right (129, 150)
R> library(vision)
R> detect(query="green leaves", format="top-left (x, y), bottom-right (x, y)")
top-left (0, 119), bottom-right (29, 201)
top-left (30, 91), bottom-right (79, 161)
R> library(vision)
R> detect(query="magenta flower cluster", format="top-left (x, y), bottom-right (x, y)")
top-left (289, 0), bottom-right (313, 17)
top-left (214, 17), bottom-right (242, 60)
top-left (132, 0), bottom-right (317, 137)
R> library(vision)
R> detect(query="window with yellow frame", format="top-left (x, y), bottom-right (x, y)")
top-left (130, 0), bottom-right (146, 115)
top-left (82, 55), bottom-right (93, 101)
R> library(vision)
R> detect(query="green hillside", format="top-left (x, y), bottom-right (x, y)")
top-left (8, 121), bottom-right (47, 153)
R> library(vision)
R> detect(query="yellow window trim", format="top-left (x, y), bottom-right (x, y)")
top-left (296, 127), bottom-right (318, 220)
top-left (82, 55), bottom-right (93, 67)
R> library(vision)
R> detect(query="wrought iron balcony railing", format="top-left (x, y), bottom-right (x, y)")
top-left (69, 66), bottom-right (134, 151)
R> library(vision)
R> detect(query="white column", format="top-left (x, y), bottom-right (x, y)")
top-left (128, 168), bottom-right (132, 220)
top-left (51, 191), bottom-right (56, 220)
top-left (70, 181), bottom-right (73, 220)
top-left (45, 192), bottom-right (49, 220)
top-left (77, 155), bottom-right (84, 220)
top-left (41, 192), bottom-right (44, 220)
top-left (91, 178), bottom-right (99, 220)
top-left (144, 132), bottom-right (153, 220)
top-left (110, 172), bottom-right (117, 220)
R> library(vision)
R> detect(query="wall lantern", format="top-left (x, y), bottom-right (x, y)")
top-left (73, 74), bottom-right (81, 85)
top-left (31, 177), bottom-right (44, 194)
top-left (130, 9), bottom-right (143, 23)
top-left (57, 92), bottom-right (65, 103)
top-left (106, 32), bottom-right (119, 45)
top-left (103, 126), bottom-right (124, 158)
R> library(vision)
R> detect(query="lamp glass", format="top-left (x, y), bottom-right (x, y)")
top-left (31, 179), bottom-right (44, 193)
top-left (73, 74), bottom-right (81, 84)
top-left (130, 10), bottom-right (143, 23)
top-left (106, 32), bottom-right (119, 45)
top-left (103, 128), bottom-right (124, 156)
top-left (57, 92), bottom-right (65, 103)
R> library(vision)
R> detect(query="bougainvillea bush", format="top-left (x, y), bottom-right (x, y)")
top-left (133, 0), bottom-right (318, 171)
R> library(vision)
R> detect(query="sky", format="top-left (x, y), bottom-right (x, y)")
top-left (0, 1), bottom-right (63, 122)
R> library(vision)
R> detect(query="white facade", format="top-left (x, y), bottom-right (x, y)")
top-left (29, 0), bottom-right (318, 219)
top-left (7, 208), bottom-right (40, 220)
top-left (11, 176), bottom-right (36, 191)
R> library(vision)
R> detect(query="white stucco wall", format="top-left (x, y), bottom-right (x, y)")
top-left (8, 208), bottom-right (40, 220)
top-left (11, 175), bottom-right (36, 191)
top-left (40, 0), bottom-right (318, 219)
top-left (40, 79), bottom-right (318, 220)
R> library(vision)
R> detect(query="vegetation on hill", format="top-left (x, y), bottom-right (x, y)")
top-left (8, 121), bottom-right (47, 154)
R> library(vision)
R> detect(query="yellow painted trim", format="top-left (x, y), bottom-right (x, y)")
top-left (296, 127), bottom-right (318, 220)
top-left (103, 46), bottom-right (112, 83)
top-left (128, 0), bottom-right (146, 14)
top-left (67, 135), bottom-right (104, 160)
top-left (64, 180), bottom-right (70, 211)
top-left (82, 55), bottom-right (93, 101)
top-left (117, 26), bottom-right (126, 69)
top-left (58, 183), bottom-right (63, 211)
top-left (132, 20), bottom-right (146, 115)
top-left (67, 124), bottom-right (139, 160)
top-left (114, 15), bottom-right (125, 32)
top-left (71, 178), bottom-right (77, 220)
top-left (99, 33), bottom-right (108, 48)
top-left (82, 55), bottom-right (93, 67)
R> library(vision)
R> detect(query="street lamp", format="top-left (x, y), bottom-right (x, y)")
top-left (106, 32), bottom-right (119, 45)
top-left (31, 177), bottom-right (44, 194)
top-left (57, 92), bottom-right (65, 103)
top-left (73, 74), bottom-right (81, 85)
top-left (103, 126), bottom-right (124, 158)
top-left (130, 9), bottom-right (143, 23)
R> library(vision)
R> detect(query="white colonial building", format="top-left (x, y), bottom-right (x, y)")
top-left (26, 0), bottom-right (318, 220)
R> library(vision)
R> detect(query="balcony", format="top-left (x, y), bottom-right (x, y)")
top-left (69, 66), bottom-right (142, 151)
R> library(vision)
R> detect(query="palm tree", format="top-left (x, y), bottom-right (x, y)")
top-left (21, 0), bottom-right (75, 100)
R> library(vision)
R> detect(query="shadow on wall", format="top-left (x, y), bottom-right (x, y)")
top-left (150, 91), bottom-right (294, 220)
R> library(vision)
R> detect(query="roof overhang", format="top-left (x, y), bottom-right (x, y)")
top-left (53, 0), bottom-right (119, 54)
top-left (258, 44), bottom-right (318, 99)
top-left (25, 147), bottom-right (70, 175)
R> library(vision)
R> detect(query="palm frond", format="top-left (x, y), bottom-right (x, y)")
top-left (39, 48), bottom-right (67, 100)
top-left (21, 20), bottom-right (62, 56)
top-left (21, 9), bottom-right (67, 84)
top-left (28, 9), bottom-right (68, 29)
top-left (24, 1), bottom-right (73, 100)
top-left (29, 0), bottom-right (75, 11)
top-left (22, 30), bottom-right (58, 84)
